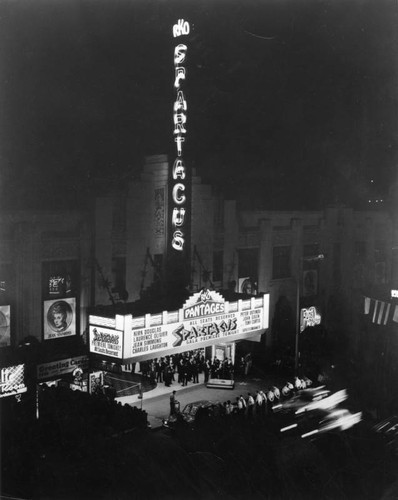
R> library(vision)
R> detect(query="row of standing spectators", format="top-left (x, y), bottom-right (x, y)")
top-left (215, 376), bottom-right (314, 421)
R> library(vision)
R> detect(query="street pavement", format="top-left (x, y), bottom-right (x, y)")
top-left (116, 369), bottom-right (288, 429)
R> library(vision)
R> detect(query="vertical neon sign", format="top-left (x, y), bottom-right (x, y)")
top-left (171, 18), bottom-right (190, 252)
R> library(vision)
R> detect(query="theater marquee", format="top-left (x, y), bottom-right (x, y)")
top-left (89, 290), bottom-right (269, 362)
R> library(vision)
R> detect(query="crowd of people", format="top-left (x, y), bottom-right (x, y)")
top-left (38, 384), bottom-right (148, 448)
top-left (140, 350), bottom-right (254, 388)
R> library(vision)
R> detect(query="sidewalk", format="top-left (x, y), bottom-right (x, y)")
top-left (116, 369), bottom-right (287, 430)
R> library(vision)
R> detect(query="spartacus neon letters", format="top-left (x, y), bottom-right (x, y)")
top-left (171, 19), bottom-right (190, 252)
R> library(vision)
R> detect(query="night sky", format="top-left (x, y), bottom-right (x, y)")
top-left (0, 0), bottom-right (397, 210)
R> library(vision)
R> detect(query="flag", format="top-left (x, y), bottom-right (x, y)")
top-left (384, 303), bottom-right (391, 325)
top-left (364, 296), bottom-right (371, 314)
top-left (393, 305), bottom-right (398, 323)
top-left (372, 300), bottom-right (379, 323)
top-left (377, 302), bottom-right (385, 324)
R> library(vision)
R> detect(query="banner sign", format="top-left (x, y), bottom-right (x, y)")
top-left (0, 364), bottom-right (27, 398)
top-left (300, 306), bottom-right (321, 332)
top-left (89, 326), bottom-right (123, 359)
top-left (0, 305), bottom-right (11, 348)
top-left (124, 290), bottom-right (269, 361)
top-left (37, 355), bottom-right (89, 381)
top-left (43, 297), bottom-right (76, 340)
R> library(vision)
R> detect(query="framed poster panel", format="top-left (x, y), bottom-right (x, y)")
top-left (43, 298), bottom-right (76, 340)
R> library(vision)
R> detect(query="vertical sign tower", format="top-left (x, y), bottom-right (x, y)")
top-left (167, 18), bottom-right (191, 292)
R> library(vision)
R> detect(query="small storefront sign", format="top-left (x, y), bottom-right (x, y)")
top-left (300, 306), bottom-right (321, 332)
top-left (0, 364), bottom-right (27, 398)
top-left (37, 355), bottom-right (89, 381)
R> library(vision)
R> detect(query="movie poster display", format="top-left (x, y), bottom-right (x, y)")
top-left (0, 305), bottom-right (11, 347)
top-left (89, 325), bottom-right (123, 359)
top-left (43, 297), bottom-right (76, 340)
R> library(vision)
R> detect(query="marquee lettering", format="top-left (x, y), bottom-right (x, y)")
top-left (172, 317), bottom-right (238, 347)
top-left (172, 207), bottom-right (186, 227)
top-left (172, 159), bottom-right (186, 179)
top-left (174, 136), bottom-right (185, 156)
top-left (174, 44), bottom-right (187, 64)
top-left (172, 183), bottom-right (186, 204)
top-left (172, 230), bottom-right (185, 251)
top-left (174, 67), bottom-right (186, 88)
top-left (174, 91), bottom-right (187, 112)
top-left (173, 112), bottom-right (187, 135)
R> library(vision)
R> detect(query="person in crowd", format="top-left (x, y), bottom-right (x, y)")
top-left (204, 359), bottom-right (211, 383)
top-left (170, 390), bottom-right (177, 415)
top-left (199, 353), bottom-right (205, 373)
top-left (164, 363), bottom-right (173, 387)
top-left (236, 395), bottom-right (245, 419)
top-left (294, 376), bottom-right (302, 391)
top-left (255, 390), bottom-right (264, 418)
top-left (155, 358), bottom-right (163, 383)
top-left (267, 388), bottom-right (275, 412)
top-left (181, 361), bottom-right (189, 387)
top-left (282, 382), bottom-right (292, 399)
top-left (258, 389), bottom-right (267, 417)
top-left (148, 360), bottom-right (156, 384)
top-left (177, 358), bottom-right (184, 384)
top-left (226, 358), bottom-right (234, 380)
top-left (225, 400), bottom-right (233, 418)
top-left (244, 353), bottom-right (252, 377)
top-left (238, 356), bottom-right (246, 377)
top-left (246, 392), bottom-right (255, 420)
top-left (191, 358), bottom-right (199, 383)
top-left (272, 385), bottom-right (280, 401)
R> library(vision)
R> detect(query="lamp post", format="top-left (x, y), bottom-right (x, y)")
top-left (294, 254), bottom-right (325, 375)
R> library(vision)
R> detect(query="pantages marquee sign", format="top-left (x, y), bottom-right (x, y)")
top-left (89, 290), bottom-right (270, 362)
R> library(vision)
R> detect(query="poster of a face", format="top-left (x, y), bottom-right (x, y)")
top-left (44, 298), bottom-right (76, 340)
top-left (0, 305), bottom-right (11, 348)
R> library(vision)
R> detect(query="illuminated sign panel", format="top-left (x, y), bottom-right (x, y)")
top-left (89, 325), bottom-right (123, 359)
top-left (391, 289), bottom-right (398, 298)
top-left (123, 291), bottom-right (270, 360)
top-left (300, 306), bottom-right (321, 332)
top-left (0, 364), bottom-right (27, 398)
top-left (170, 18), bottom-right (190, 253)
